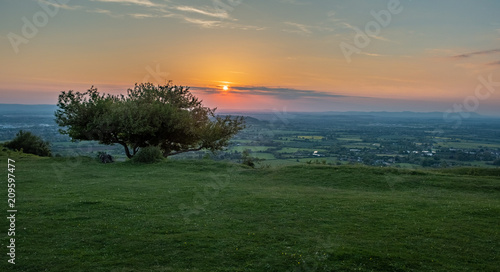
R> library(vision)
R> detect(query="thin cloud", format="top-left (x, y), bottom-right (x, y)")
top-left (486, 60), bottom-right (500, 66)
top-left (341, 22), bottom-right (356, 30)
top-left (369, 35), bottom-right (394, 43)
top-left (37, 0), bottom-right (82, 10)
top-left (327, 11), bottom-right (342, 23)
top-left (360, 52), bottom-right (384, 57)
top-left (89, 0), bottom-right (164, 8)
top-left (81, 0), bottom-right (263, 30)
top-left (176, 6), bottom-right (230, 20)
top-left (38, 0), bottom-right (124, 18)
top-left (87, 8), bottom-right (112, 14)
top-left (450, 48), bottom-right (500, 59)
top-left (181, 17), bottom-right (264, 30)
top-left (129, 13), bottom-right (158, 19)
top-left (283, 22), bottom-right (312, 34)
top-left (193, 86), bottom-right (355, 100)
top-left (283, 21), bottom-right (335, 35)
top-left (182, 17), bottom-right (221, 28)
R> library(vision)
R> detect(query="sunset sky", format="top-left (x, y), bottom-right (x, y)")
top-left (1, 0), bottom-right (499, 114)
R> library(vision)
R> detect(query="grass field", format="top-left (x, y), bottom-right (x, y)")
top-left (435, 141), bottom-right (500, 149)
top-left (277, 148), bottom-right (300, 153)
top-left (228, 146), bottom-right (270, 153)
top-left (1, 152), bottom-right (499, 271)
top-left (337, 138), bottom-right (363, 142)
top-left (252, 153), bottom-right (276, 160)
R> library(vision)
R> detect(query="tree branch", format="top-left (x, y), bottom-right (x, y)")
top-left (164, 147), bottom-right (204, 157)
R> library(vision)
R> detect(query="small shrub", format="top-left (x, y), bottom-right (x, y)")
top-left (241, 149), bottom-right (255, 168)
top-left (132, 146), bottom-right (163, 163)
top-left (4, 130), bottom-right (51, 157)
top-left (96, 152), bottom-right (114, 163)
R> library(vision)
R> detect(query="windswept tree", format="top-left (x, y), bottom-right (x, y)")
top-left (55, 82), bottom-right (245, 158)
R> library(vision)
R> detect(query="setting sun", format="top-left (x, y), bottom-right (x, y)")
top-left (222, 85), bottom-right (229, 91)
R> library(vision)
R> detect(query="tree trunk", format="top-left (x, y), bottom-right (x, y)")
top-left (120, 142), bottom-right (133, 159)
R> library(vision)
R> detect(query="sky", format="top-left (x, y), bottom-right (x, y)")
top-left (1, 0), bottom-right (499, 115)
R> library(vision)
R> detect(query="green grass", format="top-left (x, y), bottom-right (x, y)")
top-left (252, 153), bottom-right (276, 160)
top-left (1, 153), bottom-right (499, 271)
top-left (394, 163), bottom-right (421, 169)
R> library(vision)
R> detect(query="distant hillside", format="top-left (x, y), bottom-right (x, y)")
top-left (0, 105), bottom-right (492, 120)
top-left (219, 110), bottom-right (488, 121)
top-left (0, 104), bottom-right (58, 115)
top-left (330, 111), bottom-right (485, 119)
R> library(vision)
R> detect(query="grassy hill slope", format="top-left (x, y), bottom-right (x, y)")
top-left (1, 152), bottom-right (499, 271)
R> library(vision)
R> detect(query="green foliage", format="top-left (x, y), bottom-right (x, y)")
top-left (55, 82), bottom-right (245, 158)
top-left (96, 151), bottom-right (114, 164)
top-left (0, 144), bottom-right (8, 157)
top-left (131, 146), bottom-right (164, 164)
top-left (240, 149), bottom-right (267, 168)
top-left (306, 159), bottom-right (327, 165)
top-left (4, 130), bottom-right (51, 157)
top-left (421, 158), bottom-right (434, 167)
top-left (241, 149), bottom-right (255, 168)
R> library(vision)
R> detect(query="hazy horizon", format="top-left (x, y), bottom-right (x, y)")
top-left (2, 103), bottom-right (500, 119)
top-left (1, 0), bottom-right (499, 115)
